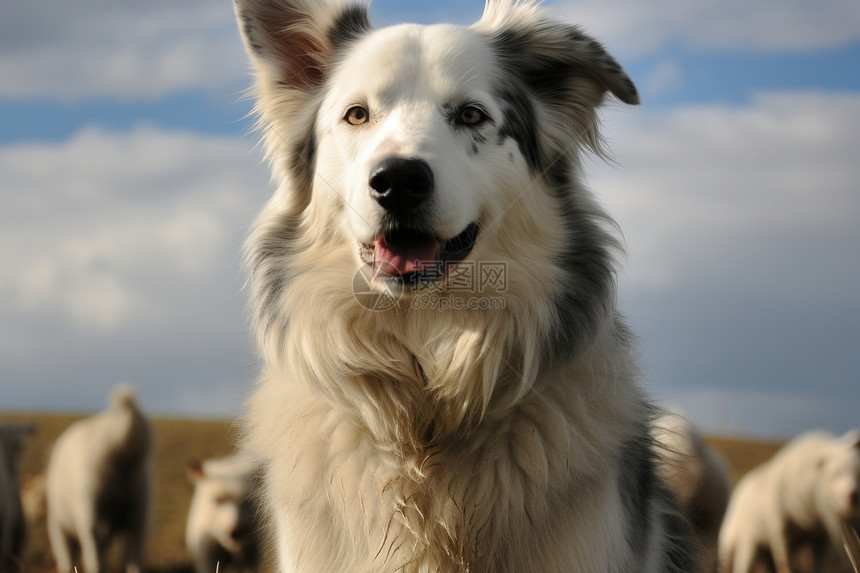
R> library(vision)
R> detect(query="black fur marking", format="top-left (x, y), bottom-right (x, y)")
top-left (489, 28), bottom-right (583, 105)
top-left (618, 427), bottom-right (697, 573)
top-left (489, 26), bottom-right (639, 106)
top-left (328, 4), bottom-right (370, 50)
top-left (660, 501), bottom-right (698, 572)
top-left (494, 69), bottom-right (616, 359)
top-left (548, 191), bottom-right (617, 361)
top-left (466, 130), bottom-right (488, 156)
top-left (251, 214), bottom-right (301, 337)
top-left (543, 152), bottom-right (571, 189)
top-left (617, 432), bottom-right (657, 558)
top-left (528, 143), bottom-right (616, 361)
top-left (624, 78), bottom-right (639, 101)
top-left (587, 39), bottom-right (603, 55)
top-left (489, 27), bottom-right (630, 358)
top-left (495, 83), bottom-right (541, 172)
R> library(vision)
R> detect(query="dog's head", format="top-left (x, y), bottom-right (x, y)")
top-left (237, 0), bottom-right (640, 431)
top-left (236, 0), bottom-right (636, 284)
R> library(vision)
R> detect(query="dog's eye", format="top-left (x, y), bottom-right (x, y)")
top-left (345, 106), bottom-right (369, 125)
top-left (458, 106), bottom-right (487, 126)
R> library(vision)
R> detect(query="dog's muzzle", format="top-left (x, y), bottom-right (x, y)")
top-left (359, 155), bottom-right (479, 282)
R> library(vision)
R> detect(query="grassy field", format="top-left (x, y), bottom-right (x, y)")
top-left (1, 411), bottom-right (786, 572)
top-left (2, 412), bottom-right (239, 572)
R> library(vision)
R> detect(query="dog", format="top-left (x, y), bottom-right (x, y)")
top-left (233, 0), bottom-right (694, 571)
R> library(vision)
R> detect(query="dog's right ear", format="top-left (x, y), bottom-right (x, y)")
top-left (234, 0), bottom-right (370, 91)
top-left (234, 0), bottom-right (370, 209)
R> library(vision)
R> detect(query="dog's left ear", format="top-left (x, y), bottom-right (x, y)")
top-left (476, 1), bottom-right (638, 155)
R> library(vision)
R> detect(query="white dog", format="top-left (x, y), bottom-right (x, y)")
top-left (234, 0), bottom-right (694, 571)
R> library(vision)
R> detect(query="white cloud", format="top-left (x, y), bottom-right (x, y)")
top-left (644, 59), bottom-right (684, 99)
top-left (593, 91), bottom-right (860, 297)
top-left (0, 0), bottom-right (247, 100)
top-left (554, 0), bottom-right (860, 55)
top-left (585, 91), bottom-right (860, 437)
top-left (0, 126), bottom-right (271, 412)
top-left (0, 126), bottom-right (268, 331)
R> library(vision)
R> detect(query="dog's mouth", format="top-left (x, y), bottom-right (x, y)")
top-left (359, 222), bottom-right (480, 282)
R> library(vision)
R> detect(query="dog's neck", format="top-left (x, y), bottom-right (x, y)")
top-left (271, 280), bottom-right (622, 450)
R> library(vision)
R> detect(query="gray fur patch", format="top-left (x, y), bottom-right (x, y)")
top-left (236, 7), bottom-right (266, 57)
top-left (328, 4), bottom-right (370, 51)
top-left (494, 83), bottom-right (541, 172)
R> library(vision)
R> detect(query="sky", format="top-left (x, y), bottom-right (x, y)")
top-left (1, 0), bottom-right (858, 440)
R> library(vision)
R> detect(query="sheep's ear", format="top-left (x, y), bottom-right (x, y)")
top-left (186, 457), bottom-right (205, 483)
top-left (234, 0), bottom-right (370, 91)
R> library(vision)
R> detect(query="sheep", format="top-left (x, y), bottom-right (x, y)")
top-left (0, 422), bottom-right (35, 572)
top-left (718, 429), bottom-right (860, 573)
top-left (654, 412), bottom-right (733, 573)
top-left (185, 453), bottom-right (261, 573)
top-left (46, 385), bottom-right (152, 573)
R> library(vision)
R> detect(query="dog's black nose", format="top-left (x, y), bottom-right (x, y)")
top-left (369, 157), bottom-right (434, 212)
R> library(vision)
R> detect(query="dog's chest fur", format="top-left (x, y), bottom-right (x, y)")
top-left (249, 327), bottom-right (643, 572)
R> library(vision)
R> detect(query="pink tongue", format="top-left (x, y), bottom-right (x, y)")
top-left (375, 236), bottom-right (439, 275)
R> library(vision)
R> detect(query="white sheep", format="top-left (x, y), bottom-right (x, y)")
top-left (654, 412), bottom-right (732, 573)
top-left (46, 385), bottom-right (152, 573)
top-left (0, 422), bottom-right (35, 572)
top-left (185, 453), bottom-right (261, 573)
top-left (718, 429), bottom-right (860, 573)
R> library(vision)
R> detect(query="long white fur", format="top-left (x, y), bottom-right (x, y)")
top-left (234, 1), bottom-right (687, 571)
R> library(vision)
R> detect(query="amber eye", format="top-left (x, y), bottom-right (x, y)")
top-left (458, 106), bottom-right (486, 126)
top-left (345, 106), bottom-right (369, 125)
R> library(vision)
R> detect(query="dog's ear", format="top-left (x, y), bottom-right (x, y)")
top-left (234, 0), bottom-right (370, 90)
top-left (234, 0), bottom-right (370, 209)
top-left (476, 1), bottom-right (638, 157)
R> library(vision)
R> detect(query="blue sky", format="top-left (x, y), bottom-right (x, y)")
top-left (1, 0), bottom-right (858, 439)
